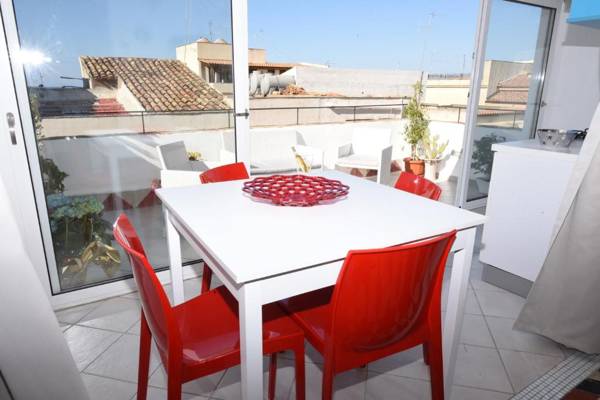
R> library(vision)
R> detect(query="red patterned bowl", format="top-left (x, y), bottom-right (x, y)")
top-left (242, 174), bottom-right (349, 206)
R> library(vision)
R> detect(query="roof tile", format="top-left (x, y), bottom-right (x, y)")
top-left (80, 56), bottom-right (229, 112)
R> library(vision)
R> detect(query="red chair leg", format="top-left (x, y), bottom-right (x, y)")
top-left (322, 362), bottom-right (334, 400)
top-left (167, 368), bottom-right (182, 400)
top-left (268, 354), bottom-right (277, 400)
top-left (427, 336), bottom-right (445, 400)
top-left (201, 264), bottom-right (213, 293)
top-left (423, 343), bottom-right (430, 365)
top-left (294, 344), bottom-right (306, 400)
top-left (137, 313), bottom-right (151, 400)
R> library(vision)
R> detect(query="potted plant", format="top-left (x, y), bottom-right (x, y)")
top-left (471, 133), bottom-right (505, 193)
top-left (419, 132), bottom-right (448, 181)
top-left (403, 81), bottom-right (428, 176)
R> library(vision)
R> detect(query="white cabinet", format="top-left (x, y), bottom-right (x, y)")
top-left (480, 140), bottom-right (580, 282)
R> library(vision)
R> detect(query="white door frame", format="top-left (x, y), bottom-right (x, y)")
top-left (0, 0), bottom-right (53, 294)
top-left (456, 0), bottom-right (559, 209)
top-left (0, 0), bottom-right (250, 309)
top-left (231, 0), bottom-right (250, 165)
top-left (455, 0), bottom-right (493, 209)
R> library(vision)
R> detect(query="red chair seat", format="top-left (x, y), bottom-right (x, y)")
top-left (176, 286), bottom-right (304, 370)
top-left (279, 287), bottom-right (333, 354)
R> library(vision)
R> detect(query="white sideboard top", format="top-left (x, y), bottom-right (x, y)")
top-left (492, 139), bottom-right (582, 161)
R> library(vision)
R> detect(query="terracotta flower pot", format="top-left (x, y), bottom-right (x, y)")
top-left (404, 157), bottom-right (425, 176)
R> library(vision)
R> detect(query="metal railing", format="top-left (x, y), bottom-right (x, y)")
top-left (38, 101), bottom-right (525, 139)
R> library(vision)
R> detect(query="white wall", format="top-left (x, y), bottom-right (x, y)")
top-left (286, 66), bottom-right (422, 97)
top-left (538, 2), bottom-right (600, 129)
top-left (0, 174), bottom-right (89, 400)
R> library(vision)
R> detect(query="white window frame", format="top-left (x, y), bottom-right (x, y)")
top-left (0, 0), bottom-right (251, 308)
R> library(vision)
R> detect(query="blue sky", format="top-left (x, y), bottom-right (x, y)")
top-left (13, 0), bottom-right (541, 87)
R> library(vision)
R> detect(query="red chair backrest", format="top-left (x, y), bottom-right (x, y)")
top-left (394, 172), bottom-right (442, 201)
top-left (113, 214), bottom-right (179, 356)
top-left (200, 162), bottom-right (249, 184)
top-left (327, 231), bottom-right (456, 370)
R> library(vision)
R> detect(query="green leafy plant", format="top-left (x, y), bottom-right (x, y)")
top-left (420, 132), bottom-right (449, 161)
top-left (403, 81), bottom-right (429, 160)
top-left (471, 133), bottom-right (506, 180)
top-left (47, 194), bottom-right (119, 286)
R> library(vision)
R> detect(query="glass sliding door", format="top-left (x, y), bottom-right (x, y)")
top-left (3, 0), bottom-right (237, 293)
top-left (458, 0), bottom-right (555, 207)
top-left (247, 1), bottom-right (479, 204)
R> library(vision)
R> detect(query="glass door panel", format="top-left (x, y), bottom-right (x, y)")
top-left (461, 0), bottom-right (554, 205)
top-left (7, 0), bottom-right (235, 293)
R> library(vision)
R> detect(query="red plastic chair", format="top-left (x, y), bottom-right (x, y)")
top-left (113, 214), bottom-right (305, 400)
top-left (198, 162), bottom-right (250, 292)
top-left (199, 162), bottom-right (249, 184)
top-left (394, 171), bottom-right (442, 201)
top-left (280, 230), bottom-right (456, 400)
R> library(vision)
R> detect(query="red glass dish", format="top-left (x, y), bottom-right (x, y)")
top-left (242, 174), bottom-right (350, 206)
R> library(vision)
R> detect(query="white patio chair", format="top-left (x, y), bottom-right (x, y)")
top-left (156, 141), bottom-right (208, 188)
top-left (335, 127), bottom-right (393, 184)
top-left (221, 129), bottom-right (324, 174)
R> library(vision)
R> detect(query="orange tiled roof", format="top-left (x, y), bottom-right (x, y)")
top-left (486, 90), bottom-right (529, 104)
top-left (497, 73), bottom-right (529, 88)
top-left (80, 56), bottom-right (229, 112)
top-left (486, 73), bottom-right (530, 104)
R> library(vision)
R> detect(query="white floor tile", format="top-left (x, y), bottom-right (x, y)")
top-left (82, 373), bottom-right (137, 400)
top-left (78, 297), bottom-right (141, 332)
top-left (469, 260), bottom-right (507, 293)
top-left (56, 301), bottom-right (103, 324)
top-left (183, 277), bottom-right (203, 301)
top-left (498, 349), bottom-right (563, 392)
top-left (367, 346), bottom-right (430, 381)
top-left (60, 322), bottom-right (72, 332)
top-left (452, 344), bottom-right (513, 393)
top-left (449, 385), bottom-right (512, 400)
top-left (475, 290), bottom-right (525, 319)
top-left (289, 362), bottom-right (367, 400)
top-left (85, 333), bottom-right (160, 383)
top-left (142, 387), bottom-right (209, 400)
top-left (128, 320), bottom-right (141, 336)
top-left (443, 288), bottom-right (482, 315)
top-left (461, 314), bottom-right (495, 348)
top-left (365, 373), bottom-right (430, 400)
top-left (149, 364), bottom-right (224, 397)
top-left (212, 357), bottom-right (295, 400)
top-left (279, 340), bottom-right (324, 366)
top-left (64, 325), bottom-right (121, 371)
top-left (486, 316), bottom-right (564, 357)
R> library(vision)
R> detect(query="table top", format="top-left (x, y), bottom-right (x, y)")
top-left (156, 171), bottom-right (486, 284)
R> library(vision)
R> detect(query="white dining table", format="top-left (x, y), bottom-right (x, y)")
top-left (156, 170), bottom-right (486, 399)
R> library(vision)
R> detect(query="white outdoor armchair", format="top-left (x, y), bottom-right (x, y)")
top-left (221, 129), bottom-right (324, 174)
top-left (156, 141), bottom-right (211, 188)
top-left (335, 127), bottom-right (393, 184)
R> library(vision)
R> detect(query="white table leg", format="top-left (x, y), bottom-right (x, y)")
top-left (164, 209), bottom-right (184, 305)
top-left (239, 283), bottom-right (263, 400)
top-left (443, 227), bottom-right (477, 395)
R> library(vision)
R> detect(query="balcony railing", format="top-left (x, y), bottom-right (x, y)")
top-left (38, 102), bottom-right (525, 139)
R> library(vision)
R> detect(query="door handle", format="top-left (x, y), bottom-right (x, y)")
top-left (6, 112), bottom-right (17, 145)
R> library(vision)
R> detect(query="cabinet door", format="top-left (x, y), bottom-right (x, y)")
top-left (480, 150), bottom-right (574, 281)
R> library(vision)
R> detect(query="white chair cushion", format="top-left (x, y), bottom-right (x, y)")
top-left (336, 154), bottom-right (379, 169)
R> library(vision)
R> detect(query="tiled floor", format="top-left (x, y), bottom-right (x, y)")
top-left (56, 244), bottom-right (569, 400)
